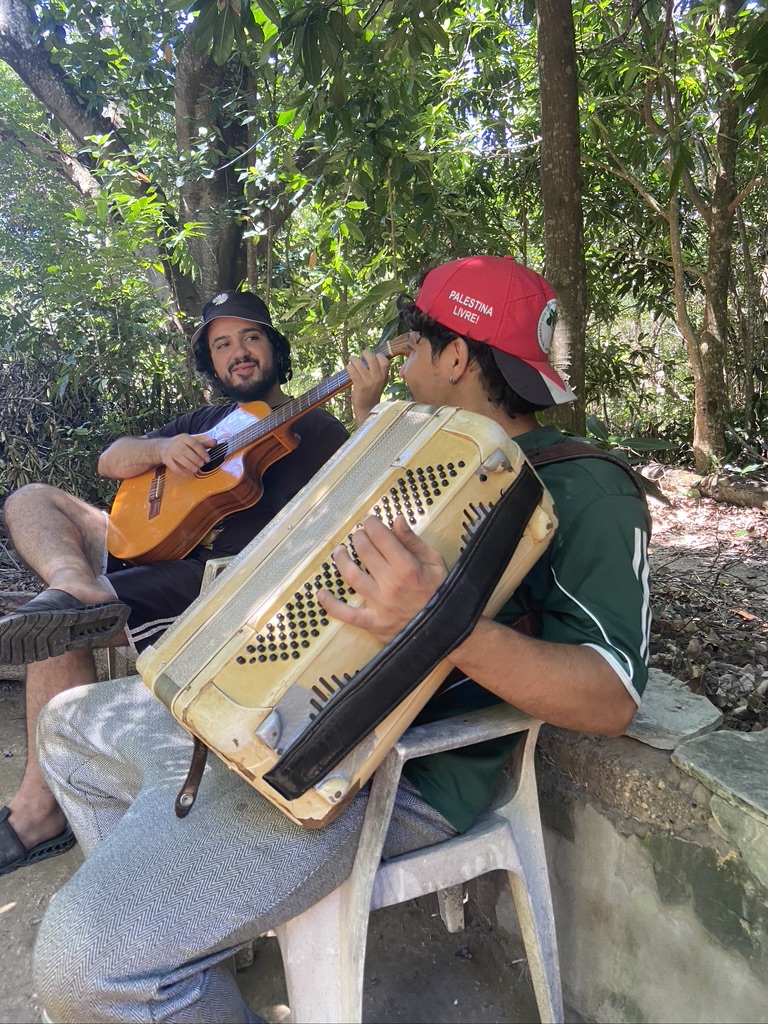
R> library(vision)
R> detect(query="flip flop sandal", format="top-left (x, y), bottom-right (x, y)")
top-left (0, 589), bottom-right (130, 665)
top-left (0, 806), bottom-right (77, 877)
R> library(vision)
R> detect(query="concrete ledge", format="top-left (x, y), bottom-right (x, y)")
top-left (471, 699), bottom-right (768, 1023)
top-left (626, 668), bottom-right (722, 749)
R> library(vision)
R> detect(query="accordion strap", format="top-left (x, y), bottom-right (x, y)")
top-left (263, 462), bottom-right (545, 802)
top-left (526, 441), bottom-right (649, 525)
top-left (174, 736), bottom-right (209, 818)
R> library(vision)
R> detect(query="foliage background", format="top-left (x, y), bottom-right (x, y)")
top-left (0, 0), bottom-right (766, 505)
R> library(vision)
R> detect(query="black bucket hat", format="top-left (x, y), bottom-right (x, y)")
top-left (191, 291), bottom-right (274, 348)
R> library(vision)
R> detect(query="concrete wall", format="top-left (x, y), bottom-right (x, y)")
top-left (471, 686), bottom-right (768, 1023)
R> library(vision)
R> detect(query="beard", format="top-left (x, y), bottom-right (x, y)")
top-left (217, 361), bottom-right (280, 403)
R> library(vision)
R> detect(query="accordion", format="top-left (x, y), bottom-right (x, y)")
top-left (137, 402), bottom-right (557, 827)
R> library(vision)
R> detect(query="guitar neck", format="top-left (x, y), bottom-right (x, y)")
top-left (222, 335), bottom-right (406, 457)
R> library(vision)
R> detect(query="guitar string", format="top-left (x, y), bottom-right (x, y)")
top-left (205, 338), bottom-right (398, 465)
top-left (205, 369), bottom-right (350, 464)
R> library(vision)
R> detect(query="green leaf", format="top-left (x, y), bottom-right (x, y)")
top-left (241, 3), bottom-right (264, 44)
top-left (419, 19), bottom-right (449, 51)
top-left (191, 0), bottom-right (220, 43)
top-left (254, 0), bottom-right (281, 27)
top-left (318, 18), bottom-right (341, 69)
top-left (586, 414), bottom-right (611, 442)
top-left (343, 218), bottom-right (365, 242)
top-left (212, 7), bottom-right (237, 65)
top-left (346, 279), bottom-right (403, 317)
top-left (301, 23), bottom-right (323, 85)
top-left (330, 72), bottom-right (347, 107)
top-left (667, 145), bottom-right (689, 196)
top-left (276, 108), bottom-right (297, 126)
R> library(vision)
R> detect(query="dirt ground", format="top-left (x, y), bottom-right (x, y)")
top-left (0, 478), bottom-right (765, 1022)
top-left (645, 475), bottom-right (768, 730)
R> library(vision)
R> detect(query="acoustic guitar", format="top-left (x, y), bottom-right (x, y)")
top-left (107, 335), bottom-right (409, 564)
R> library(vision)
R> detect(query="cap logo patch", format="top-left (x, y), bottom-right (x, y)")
top-left (448, 290), bottom-right (493, 327)
top-left (211, 293), bottom-right (229, 305)
top-left (537, 299), bottom-right (558, 354)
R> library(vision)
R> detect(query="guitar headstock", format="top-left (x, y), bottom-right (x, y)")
top-left (379, 333), bottom-right (411, 360)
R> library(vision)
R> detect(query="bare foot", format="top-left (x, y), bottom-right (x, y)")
top-left (45, 570), bottom-right (116, 607)
top-left (5, 799), bottom-right (68, 851)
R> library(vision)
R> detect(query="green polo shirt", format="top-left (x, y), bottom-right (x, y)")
top-left (402, 426), bottom-right (652, 833)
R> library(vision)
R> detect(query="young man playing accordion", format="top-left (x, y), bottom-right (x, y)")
top-left (32, 256), bottom-right (650, 1023)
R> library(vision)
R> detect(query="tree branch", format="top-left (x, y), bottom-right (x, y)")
top-left (0, 0), bottom-right (119, 150)
top-left (728, 175), bottom-right (768, 215)
top-left (585, 141), bottom-right (668, 220)
top-left (0, 119), bottom-right (101, 196)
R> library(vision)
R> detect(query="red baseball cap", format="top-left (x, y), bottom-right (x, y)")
top-left (414, 255), bottom-right (576, 406)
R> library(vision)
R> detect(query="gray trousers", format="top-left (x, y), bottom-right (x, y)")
top-left (34, 675), bottom-right (456, 1023)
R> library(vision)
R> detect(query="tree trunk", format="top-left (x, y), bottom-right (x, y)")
top-left (673, 0), bottom-right (740, 472)
top-left (735, 208), bottom-right (761, 432)
top-left (667, 192), bottom-right (722, 473)
top-left (174, 43), bottom-right (249, 310)
top-left (694, 97), bottom-right (737, 467)
top-left (536, 0), bottom-right (587, 433)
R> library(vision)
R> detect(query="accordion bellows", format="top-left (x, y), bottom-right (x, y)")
top-left (138, 402), bottom-right (557, 827)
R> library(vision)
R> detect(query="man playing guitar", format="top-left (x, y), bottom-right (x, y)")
top-left (0, 290), bottom-right (389, 877)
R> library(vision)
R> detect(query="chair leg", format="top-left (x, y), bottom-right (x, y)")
top-left (275, 748), bottom-right (408, 1024)
top-left (507, 867), bottom-right (563, 1024)
top-left (275, 877), bottom-right (369, 1024)
top-left (436, 884), bottom-right (466, 933)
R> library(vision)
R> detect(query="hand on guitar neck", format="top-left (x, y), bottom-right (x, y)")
top-left (347, 347), bottom-right (392, 427)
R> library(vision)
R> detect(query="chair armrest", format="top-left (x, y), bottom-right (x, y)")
top-left (200, 557), bottom-right (234, 594)
top-left (393, 703), bottom-right (538, 763)
top-left (350, 703), bottom-right (540, 896)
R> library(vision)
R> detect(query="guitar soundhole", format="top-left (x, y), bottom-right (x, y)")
top-left (199, 442), bottom-right (228, 475)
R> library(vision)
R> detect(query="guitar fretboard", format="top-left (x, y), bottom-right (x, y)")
top-left (207, 338), bottom-right (399, 462)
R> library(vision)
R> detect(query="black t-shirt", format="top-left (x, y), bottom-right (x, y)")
top-left (146, 404), bottom-right (349, 560)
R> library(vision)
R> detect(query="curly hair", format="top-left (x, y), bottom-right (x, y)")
top-left (396, 291), bottom-right (547, 417)
top-left (192, 323), bottom-right (293, 386)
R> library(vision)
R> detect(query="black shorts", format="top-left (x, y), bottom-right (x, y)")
top-left (103, 556), bottom-right (207, 654)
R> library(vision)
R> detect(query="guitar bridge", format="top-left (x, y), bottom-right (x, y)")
top-left (148, 466), bottom-right (165, 520)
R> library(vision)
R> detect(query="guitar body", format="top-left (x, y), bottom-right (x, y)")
top-left (107, 402), bottom-right (300, 564)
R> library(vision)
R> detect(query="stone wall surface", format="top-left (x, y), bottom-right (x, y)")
top-left (470, 670), bottom-right (768, 1024)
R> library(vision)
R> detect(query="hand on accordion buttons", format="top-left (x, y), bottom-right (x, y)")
top-left (317, 514), bottom-right (448, 645)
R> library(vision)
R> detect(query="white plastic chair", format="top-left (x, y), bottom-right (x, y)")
top-left (275, 703), bottom-right (563, 1024)
top-left (106, 557), bottom-right (234, 679)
